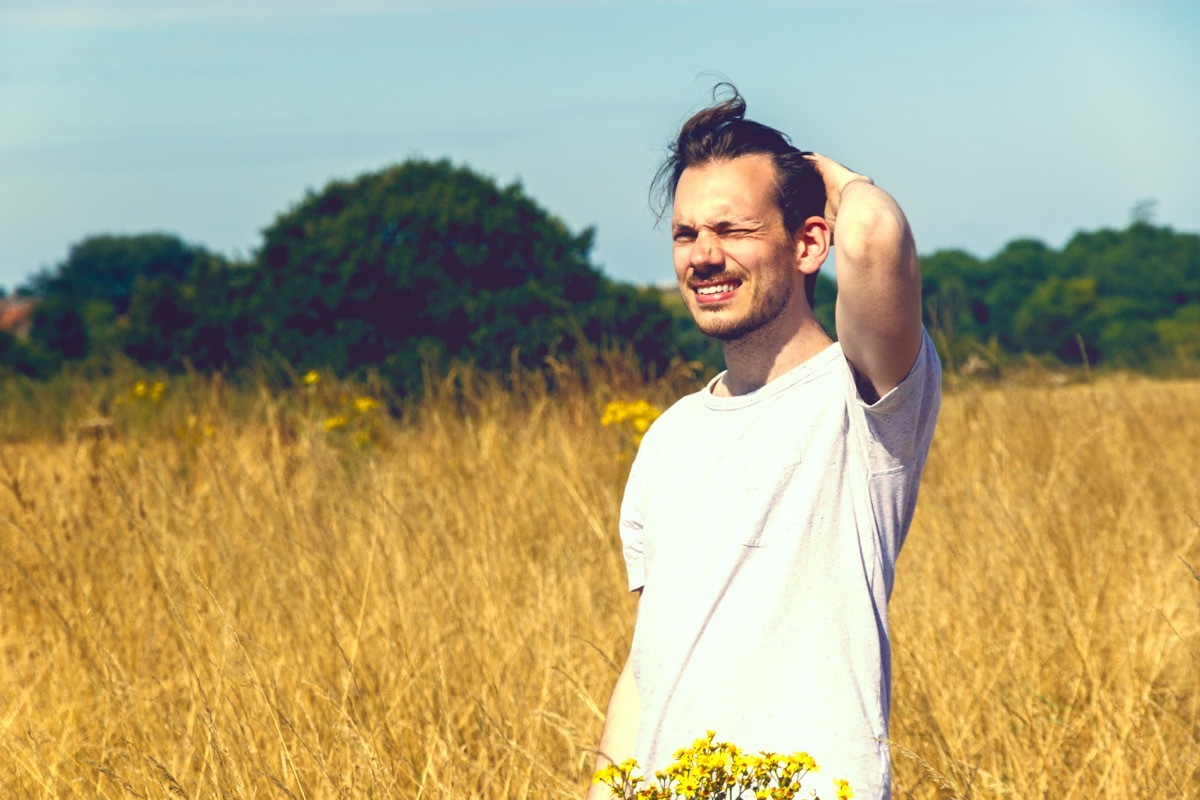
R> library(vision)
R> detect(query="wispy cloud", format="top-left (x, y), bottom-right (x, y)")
top-left (2, 1), bottom-right (402, 28)
top-left (0, 0), bottom-right (629, 29)
top-left (0, 0), bottom-right (1122, 29)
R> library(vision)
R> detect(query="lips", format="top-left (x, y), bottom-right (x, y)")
top-left (690, 278), bottom-right (741, 305)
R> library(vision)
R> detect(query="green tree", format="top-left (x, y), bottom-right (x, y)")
top-left (122, 252), bottom-right (254, 370)
top-left (920, 249), bottom-right (989, 367)
top-left (1156, 304), bottom-right (1200, 361)
top-left (1012, 275), bottom-right (1102, 363)
top-left (22, 233), bottom-right (232, 362)
top-left (28, 297), bottom-right (88, 361)
top-left (0, 330), bottom-right (54, 377)
top-left (983, 238), bottom-right (1056, 350)
top-left (813, 271), bottom-right (837, 341)
top-left (916, 221), bottom-right (1200, 369)
top-left (251, 158), bottom-right (675, 389)
top-left (25, 234), bottom-right (202, 316)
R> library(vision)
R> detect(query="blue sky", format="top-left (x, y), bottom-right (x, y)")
top-left (2, 0), bottom-right (1197, 291)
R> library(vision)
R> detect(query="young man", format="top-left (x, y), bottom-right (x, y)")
top-left (587, 86), bottom-right (941, 800)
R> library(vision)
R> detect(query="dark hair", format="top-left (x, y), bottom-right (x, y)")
top-left (652, 83), bottom-right (826, 307)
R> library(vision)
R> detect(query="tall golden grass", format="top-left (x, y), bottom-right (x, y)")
top-left (0, 364), bottom-right (1196, 798)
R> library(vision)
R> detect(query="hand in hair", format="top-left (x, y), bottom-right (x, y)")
top-left (804, 152), bottom-right (921, 400)
top-left (802, 153), bottom-right (873, 243)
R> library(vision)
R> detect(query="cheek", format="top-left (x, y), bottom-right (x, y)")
top-left (672, 247), bottom-right (690, 279)
top-left (728, 241), bottom-right (789, 273)
top-left (717, 242), bottom-right (754, 268)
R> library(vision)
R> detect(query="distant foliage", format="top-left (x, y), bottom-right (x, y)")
top-left (25, 233), bottom-right (198, 316)
top-left (921, 221), bottom-right (1200, 370)
top-left (10, 172), bottom-right (1200, 382)
top-left (13, 233), bottom-right (250, 375)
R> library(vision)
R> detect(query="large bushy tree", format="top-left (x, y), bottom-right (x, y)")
top-left (251, 158), bottom-right (674, 389)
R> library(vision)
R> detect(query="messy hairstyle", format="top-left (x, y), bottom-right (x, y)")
top-left (652, 83), bottom-right (826, 307)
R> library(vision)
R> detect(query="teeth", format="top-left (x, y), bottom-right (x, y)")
top-left (696, 283), bottom-right (736, 295)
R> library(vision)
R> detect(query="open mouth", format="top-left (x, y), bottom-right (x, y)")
top-left (691, 279), bottom-right (741, 305)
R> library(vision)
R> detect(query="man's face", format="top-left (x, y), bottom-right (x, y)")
top-left (671, 154), bottom-right (803, 342)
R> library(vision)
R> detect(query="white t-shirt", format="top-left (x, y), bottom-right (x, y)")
top-left (620, 330), bottom-right (941, 800)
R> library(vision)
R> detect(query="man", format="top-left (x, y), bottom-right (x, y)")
top-left (587, 86), bottom-right (940, 800)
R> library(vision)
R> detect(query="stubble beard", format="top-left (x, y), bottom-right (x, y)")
top-left (685, 276), bottom-right (794, 344)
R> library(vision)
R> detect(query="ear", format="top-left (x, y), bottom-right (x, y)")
top-left (793, 215), bottom-right (831, 276)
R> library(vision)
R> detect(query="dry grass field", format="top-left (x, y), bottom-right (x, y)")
top-left (0, 363), bottom-right (1197, 799)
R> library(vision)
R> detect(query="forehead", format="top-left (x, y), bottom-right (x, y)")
top-left (672, 154), bottom-right (781, 225)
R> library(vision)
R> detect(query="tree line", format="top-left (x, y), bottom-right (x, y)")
top-left (1, 158), bottom-right (1196, 387)
top-left (921, 218), bottom-right (1200, 372)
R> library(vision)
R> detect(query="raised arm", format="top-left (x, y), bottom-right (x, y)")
top-left (806, 153), bottom-right (922, 402)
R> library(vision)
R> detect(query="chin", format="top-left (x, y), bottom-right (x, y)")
top-left (691, 312), bottom-right (765, 343)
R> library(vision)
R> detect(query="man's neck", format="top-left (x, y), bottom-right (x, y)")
top-left (714, 317), bottom-right (834, 397)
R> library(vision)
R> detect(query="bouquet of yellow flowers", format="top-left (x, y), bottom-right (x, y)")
top-left (594, 731), bottom-right (853, 800)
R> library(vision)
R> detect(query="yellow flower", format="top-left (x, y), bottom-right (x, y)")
top-left (600, 401), bottom-right (622, 427)
top-left (594, 733), bottom-right (834, 800)
top-left (303, 370), bottom-right (321, 385)
top-left (834, 778), bottom-right (854, 799)
top-left (784, 751), bottom-right (817, 774)
top-left (353, 396), bottom-right (380, 413)
top-left (602, 399), bottom-right (663, 453)
top-left (323, 415), bottom-right (348, 431)
top-left (592, 765), bottom-right (619, 785)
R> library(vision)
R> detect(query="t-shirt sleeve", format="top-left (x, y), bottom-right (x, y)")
top-left (848, 328), bottom-right (942, 591)
top-left (855, 328), bottom-right (942, 472)
top-left (619, 439), bottom-right (651, 592)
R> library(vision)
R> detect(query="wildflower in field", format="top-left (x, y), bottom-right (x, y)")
top-left (116, 379), bottom-right (166, 406)
top-left (176, 414), bottom-right (217, 445)
top-left (601, 399), bottom-right (663, 448)
top-left (308, 382), bottom-right (385, 447)
top-left (353, 396), bottom-right (380, 413)
top-left (593, 732), bottom-right (850, 800)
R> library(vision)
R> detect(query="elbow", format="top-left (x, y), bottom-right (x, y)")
top-left (836, 203), bottom-right (913, 268)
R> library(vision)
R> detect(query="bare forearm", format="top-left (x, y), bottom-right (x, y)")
top-left (805, 153), bottom-right (922, 396)
top-left (833, 182), bottom-right (922, 391)
top-left (835, 181), bottom-right (920, 330)
top-left (586, 656), bottom-right (639, 799)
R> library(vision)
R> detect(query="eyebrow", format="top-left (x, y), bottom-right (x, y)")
top-left (672, 218), bottom-right (761, 233)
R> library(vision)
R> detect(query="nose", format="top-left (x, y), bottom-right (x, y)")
top-left (689, 229), bottom-right (722, 270)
